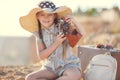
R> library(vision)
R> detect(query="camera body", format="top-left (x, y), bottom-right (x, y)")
top-left (58, 18), bottom-right (70, 35)
top-left (57, 18), bottom-right (78, 35)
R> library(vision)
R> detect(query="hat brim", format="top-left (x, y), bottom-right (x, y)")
top-left (19, 6), bottom-right (72, 32)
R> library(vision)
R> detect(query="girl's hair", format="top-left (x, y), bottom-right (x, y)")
top-left (37, 20), bottom-right (43, 39)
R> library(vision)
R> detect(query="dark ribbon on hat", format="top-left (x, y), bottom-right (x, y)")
top-left (39, 1), bottom-right (57, 11)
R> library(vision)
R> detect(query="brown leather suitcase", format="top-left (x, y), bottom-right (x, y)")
top-left (111, 51), bottom-right (120, 80)
top-left (78, 46), bottom-right (120, 80)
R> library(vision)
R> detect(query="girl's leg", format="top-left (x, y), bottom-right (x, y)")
top-left (56, 67), bottom-right (82, 80)
top-left (25, 67), bottom-right (57, 80)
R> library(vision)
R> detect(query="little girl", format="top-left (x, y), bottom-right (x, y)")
top-left (20, 0), bottom-right (85, 80)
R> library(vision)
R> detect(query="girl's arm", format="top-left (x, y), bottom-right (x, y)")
top-left (36, 33), bottom-right (66, 60)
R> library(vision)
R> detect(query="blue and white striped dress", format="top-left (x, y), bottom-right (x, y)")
top-left (33, 24), bottom-right (81, 76)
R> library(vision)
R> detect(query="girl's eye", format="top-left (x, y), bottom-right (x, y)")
top-left (48, 14), bottom-right (54, 17)
top-left (38, 13), bottom-right (54, 17)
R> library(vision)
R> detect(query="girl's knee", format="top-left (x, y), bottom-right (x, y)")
top-left (25, 73), bottom-right (52, 80)
top-left (61, 68), bottom-right (82, 80)
top-left (75, 72), bottom-right (82, 79)
top-left (76, 75), bottom-right (82, 80)
top-left (71, 76), bottom-right (81, 80)
top-left (74, 72), bottom-right (82, 80)
top-left (56, 75), bottom-right (81, 80)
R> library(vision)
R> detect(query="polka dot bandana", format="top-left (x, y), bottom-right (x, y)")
top-left (39, 1), bottom-right (56, 11)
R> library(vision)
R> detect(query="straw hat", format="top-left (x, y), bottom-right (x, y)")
top-left (19, 0), bottom-right (72, 32)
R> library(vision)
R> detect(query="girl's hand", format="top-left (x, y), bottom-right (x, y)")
top-left (64, 15), bottom-right (75, 25)
top-left (55, 33), bottom-right (67, 45)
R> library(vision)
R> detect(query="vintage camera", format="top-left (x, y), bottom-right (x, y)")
top-left (57, 18), bottom-right (82, 47)
top-left (57, 18), bottom-right (70, 35)
top-left (57, 18), bottom-right (78, 35)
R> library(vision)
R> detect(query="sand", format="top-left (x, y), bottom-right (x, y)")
top-left (0, 64), bottom-right (40, 80)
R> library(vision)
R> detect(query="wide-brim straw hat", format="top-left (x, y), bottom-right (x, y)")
top-left (19, 0), bottom-right (72, 32)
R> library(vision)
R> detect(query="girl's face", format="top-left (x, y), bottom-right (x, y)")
top-left (37, 11), bottom-right (56, 28)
